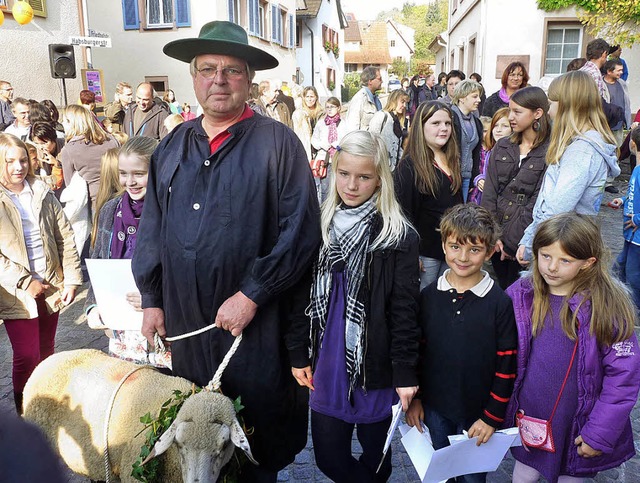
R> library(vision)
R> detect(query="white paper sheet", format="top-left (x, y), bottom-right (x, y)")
top-left (85, 259), bottom-right (143, 330)
top-left (400, 424), bottom-right (519, 483)
top-left (376, 401), bottom-right (404, 473)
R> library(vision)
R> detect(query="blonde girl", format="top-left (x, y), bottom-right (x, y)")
top-left (90, 147), bottom-right (123, 248)
top-left (290, 131), bottom-right (420, 481)
top-left (394, 100), bottom-right (462, 289)
top-left (369, 89), bottom-right (410, 170)
top-left (517, 71), bottom-right (620, 264)
top-left (506, 213), bottom-right (640, 483)
top-left (59, 104), bottom-right (119, 215)
top-left (0, 133), bottom-right (82, 414)
top-left (85, 136), bottom-right (170, 368)
top-left (470, 107), bottom-right (511, 204)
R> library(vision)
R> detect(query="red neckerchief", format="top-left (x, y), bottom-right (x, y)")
top-left (208, 104), bottom-right (254, 154)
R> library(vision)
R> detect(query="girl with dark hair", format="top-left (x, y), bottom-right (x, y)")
top-left (483, 62), bottom-right (530, 117)
top-left (394, 101), bottom-right (463, 288)
top-left (481, 86), bottom-right (551, 289)
top-left (29, 121), bottom-right (65, 194)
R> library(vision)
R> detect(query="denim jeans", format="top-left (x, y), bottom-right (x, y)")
top-left (615, 240), bottom-right (640, 311)
top-left (311, 410), bottom-right (392, 482)
top-left (462, 177), bottom-right (471, 203)
top-left (419, 256), bottom-right (448, 290)
top-left (422, 404), bottom-right (487, 483)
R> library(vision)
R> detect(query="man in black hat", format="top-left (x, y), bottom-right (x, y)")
top-left (132, 21), bottom-right (321, 481)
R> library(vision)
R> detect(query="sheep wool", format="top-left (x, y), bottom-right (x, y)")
top-left (23, 349), bottom-right (254, 482)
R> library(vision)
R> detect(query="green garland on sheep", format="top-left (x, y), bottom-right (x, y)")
top-left (131, 387), bottom-right (249, 482)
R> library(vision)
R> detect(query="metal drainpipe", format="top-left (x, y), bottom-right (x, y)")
top-left (304, 21), bottom-right (314, 86)
top-left (80, 0), bottom-right (92, 68)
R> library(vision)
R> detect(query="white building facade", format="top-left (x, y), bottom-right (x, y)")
top-left (296, 0), bottom-right (346, 99)
top-left (434, 0), bottom-right (639, 111)
top-left (87, 0), bottom-right (298, 108)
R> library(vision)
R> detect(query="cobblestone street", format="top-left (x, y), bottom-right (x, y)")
top-left (1, 179), bottom-right (639, 482)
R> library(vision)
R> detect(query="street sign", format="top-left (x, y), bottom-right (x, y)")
top-left (69, 36), bottom-right (112, 48)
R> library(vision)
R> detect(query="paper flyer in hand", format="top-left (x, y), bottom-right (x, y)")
top-left (85, 259), bottom-right (143, 330)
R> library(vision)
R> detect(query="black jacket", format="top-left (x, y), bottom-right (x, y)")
top-left (482, 91), bottom-right (508, 118)
top-left (481, 136), bottom-right (549, 256)
top-left (394, 155), bottom-right (463, 259)
top-left (132, 112), bottom-right (321, 470)
top-left (288, 217), bottom-right (421, 390)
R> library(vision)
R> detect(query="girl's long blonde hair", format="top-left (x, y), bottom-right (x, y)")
top-left (403, 101), bottom-right (460, 197)
top-left (530, 213), bottom-right (635, 345)
top-left (63, 104), bottom-right (111, 145)
top-left (301, 86), bottom-right (324, 122)
top-left (91, 147), bottom-right (123, 248)
top-left (321, 130), bottom-right (412, 250)
top-left (546, 71), bottom-right (617, 166)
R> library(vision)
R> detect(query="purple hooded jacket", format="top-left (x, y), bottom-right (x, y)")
top-left (506, 277), bottom-right (640, 476)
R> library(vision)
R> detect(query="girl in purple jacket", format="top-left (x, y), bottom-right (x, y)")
top-left (505, 213), bottom-right (640, 483)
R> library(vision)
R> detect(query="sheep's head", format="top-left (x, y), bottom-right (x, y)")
top-left (143, 391), bottom-right (257, 482)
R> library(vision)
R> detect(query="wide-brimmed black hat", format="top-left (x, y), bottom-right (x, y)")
top-left (163, 21), bottom-right (278, 70)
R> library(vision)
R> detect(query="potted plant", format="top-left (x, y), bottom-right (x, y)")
top-left (328, 81), bottom-right (336, 91)
top-left (324, 41), bottom-right (332, 53)
top-left (332, 45), bottom-right (339, 57)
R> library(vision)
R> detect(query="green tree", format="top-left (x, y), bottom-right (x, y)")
top-left (389, 58), bottom-right (409, 77)
top-left (538, 0), bottom-right (640, 45)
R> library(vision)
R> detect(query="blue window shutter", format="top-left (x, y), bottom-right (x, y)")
top-left (247, 0), bottom-right (255, 34)
top-left (175, 0), bottom-right (191, 27)
top-left (277, 8), bottom-right (283, 44)
top-left (253, 0), bottom-right (260, 34)
top-left (122, 0), bottom-right (139, 30)
top-left (271, 4), bottom-right (278, 42)
top-left (228, 0), bottom-right (235, 22)
top-left (288, 14), bottom-right (294, 48)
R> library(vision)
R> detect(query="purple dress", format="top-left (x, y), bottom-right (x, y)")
top-left (310, 270), bottom-right (397, 424)
top-left (512, 294), bottom-right (587, 483)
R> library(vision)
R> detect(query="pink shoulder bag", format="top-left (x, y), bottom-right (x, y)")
top-left (516, 336), bottom-right (579, 453)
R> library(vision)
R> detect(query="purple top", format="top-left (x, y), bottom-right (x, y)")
top-left (511, 294), bottom-right (582, 482)
top-left (310, 270), bottom-right (397, 424)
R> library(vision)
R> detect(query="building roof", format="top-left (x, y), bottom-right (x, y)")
top-left (428, 33), bottom-right (447, 53)
top-left (344, 12), bottom-right (361, 42)
top-left (344, 20), bottom-right (392, 65)
top-left (297, 0), bottom-right (321, 17)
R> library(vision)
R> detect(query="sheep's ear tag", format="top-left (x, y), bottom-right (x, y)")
top-left (143, 421), bottom-right (179, 464)
top-left (230, 418), bottom-right (258, 465)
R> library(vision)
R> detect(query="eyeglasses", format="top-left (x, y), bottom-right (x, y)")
top-left (196, 65), bottom-right (246, 79)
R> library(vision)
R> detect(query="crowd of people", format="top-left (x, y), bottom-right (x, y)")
top-left (1, 21), bottom-right (640, 483)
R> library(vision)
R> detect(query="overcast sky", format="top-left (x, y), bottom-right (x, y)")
top-left (342, 0), bottom-right (435, 21)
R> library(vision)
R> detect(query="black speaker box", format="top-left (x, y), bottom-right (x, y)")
top-left (48, 44), bottom-right (76, 79)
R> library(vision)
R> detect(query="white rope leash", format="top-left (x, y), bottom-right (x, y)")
top-left (103, 365), bottom-right (154, 483)
top-left (206, 333), bottom-right (243, 392)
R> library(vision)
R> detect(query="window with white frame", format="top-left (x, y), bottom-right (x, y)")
top-left (544, 25), bottom-right (582, 75)
top-left (390, 40), bottom-right (396, 47)
top-left (258, 1), bottom-right (267, 38)
top-left (146, 0), bottom-right (174, 28)
top-left (345, 63), bottom-right (357, 72)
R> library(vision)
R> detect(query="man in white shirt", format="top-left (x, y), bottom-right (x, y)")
top-left (4, 98), bottom-right (30, 141)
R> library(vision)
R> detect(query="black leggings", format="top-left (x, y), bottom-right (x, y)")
top-left (311, 410), bottom-right (392, 482)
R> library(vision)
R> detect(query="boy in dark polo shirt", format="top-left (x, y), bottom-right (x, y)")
top-left (406, 203), bottom-right (517, 483)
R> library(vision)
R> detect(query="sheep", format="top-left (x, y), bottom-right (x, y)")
top-left (23, 348), bottom-right (256, 482)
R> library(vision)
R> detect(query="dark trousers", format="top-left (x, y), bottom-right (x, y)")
top-left (4, 297), bottom-right (59, 395)
top-left (423, 405), bottom-right (487, 483)
top-left (615, 240), bottom-right (640, 311)
top-left (311, 410), bottom-right (392, 482)
top-left (491, 252), bottom-right (522, 290)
